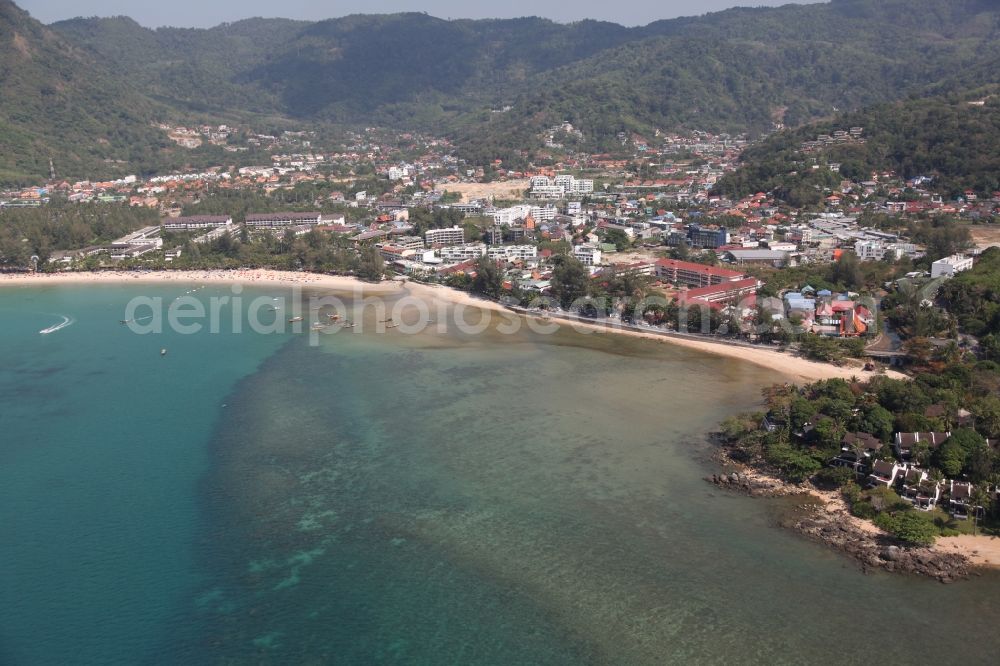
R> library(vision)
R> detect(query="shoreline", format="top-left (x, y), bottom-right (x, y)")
top-left (710, 458), bottom-right (1000, 575)
top-left (0, 268), bottom-right (402, 293)
top-left (1, 269), bottom-right (901, 383)
top-left (9, 269), bottom-right (982, 576)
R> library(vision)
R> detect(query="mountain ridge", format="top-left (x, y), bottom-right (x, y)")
top-left (2, 0), bottom-right (999, 182)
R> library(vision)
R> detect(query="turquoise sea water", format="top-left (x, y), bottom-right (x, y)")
top-left (2, 284), bottom-right (1000, 665)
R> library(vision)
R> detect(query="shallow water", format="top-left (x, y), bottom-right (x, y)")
top-left (2, 285), bottom-right (999, 664)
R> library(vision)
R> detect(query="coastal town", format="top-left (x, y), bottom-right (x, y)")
top-left (4, 122), bottom-right (996, 353)
top-left (8, 0), bottom-right (1000, 662)
top-left (3, 120), bottom-right (1000, 577)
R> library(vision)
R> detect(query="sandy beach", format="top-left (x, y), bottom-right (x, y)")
top-left (402, 281), bottom-right (904, 383)
top-left (0, 269), bottom-right (401, 293)
top-left (937, 535), bottom-right (1000, 567)
top-left (3, 269), bottom-right (900, 383)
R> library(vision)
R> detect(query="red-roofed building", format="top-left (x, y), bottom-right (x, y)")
top-left (436, 259), bottom-right (478, 277)
top-left (677, 278), bottom-right (760, 307)
top-left (655, 259), bottom-right (747, 288)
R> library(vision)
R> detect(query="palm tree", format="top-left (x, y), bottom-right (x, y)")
top-left (846, 437), bottom-right (869, 478)
top-left (970, 485), bottom-right (993, 536)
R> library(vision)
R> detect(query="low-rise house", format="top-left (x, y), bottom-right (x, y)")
top-left (901, 467), bottom-right (927, 492)
top-left (949, 481), bottom-right (974, 519)
top-left (899, 467), bottom-right (942, 510)
top-left (761, 412), bottom-right (788, 433)
top-left (831, 432), bottom-right (883, 471)
top-left (894, 432), bottom-right (951, 460)
top-left (908, 478), bottom-right (943, 511)
top-left (867, 459), bottom-right (904, 488)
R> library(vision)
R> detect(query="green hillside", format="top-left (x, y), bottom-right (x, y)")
top-left (53, 0), bottom-right (1000, 165)
top-left (3, 0), bottom-right (999, 182)
top-left (0, 0), bottom-right (173, 183)
top-left (716, 89), bottom-right (1000, 204)
top-left (457, 0), bottom-right (1000, 154)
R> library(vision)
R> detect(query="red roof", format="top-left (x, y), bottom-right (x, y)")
top-left (655, 258), bottom-right (746, 280)
top-left (679, 278), bottom-right (760, 302)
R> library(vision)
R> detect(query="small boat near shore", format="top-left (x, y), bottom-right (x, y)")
top-left (288, 316), bottom-right (304, 323)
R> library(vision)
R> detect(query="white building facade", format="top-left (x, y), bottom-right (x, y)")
top-left (573, 244), bottom-right (602, 267)
top-left (425, 226), bottom-right (465, 245)
top-left (931, 254), bottom-right (974, 278)
top-left (487, 245), bottom-right (538, 261)
top-left (440, 243), bottom-right (487, 262)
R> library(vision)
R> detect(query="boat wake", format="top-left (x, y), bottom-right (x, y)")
top-left (39, 315), bottom-right (75, 335)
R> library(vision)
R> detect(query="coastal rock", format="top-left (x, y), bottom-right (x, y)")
top-left (707, 458), bottom-right (972, 583)
top-left (880, 546), bottom-right (902, 562)
top-left (790, 506), bottom-right (970, 582)
top-left (706, 470), bottom-right (803, 498)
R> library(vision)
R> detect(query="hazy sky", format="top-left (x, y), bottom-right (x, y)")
top-left (18, 0), bottom-right (823, 28)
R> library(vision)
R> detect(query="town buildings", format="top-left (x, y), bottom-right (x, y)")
top-left (245, 212), bottom-right (322, 228)
top-left (573, 244), bottom-right (602, 267)
top-left (425, 226), bottom-right (465, 246)
top-left (654, 259), bottom-right (746, 288)
top-left (487, 245), bottom-right (538, 261)
top-left (530, 175), bottom-right (594, 198)
top-left (931, 254), bottom-right (975, 278)
top-left (161, 215), bottom-right (233, 231)
top-left (440, 244), bottom-right (487, 262)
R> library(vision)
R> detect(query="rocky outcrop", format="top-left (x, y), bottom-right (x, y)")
top-left (707, 471), bottom-right (804, 497)
top-left (708, 447), bottom-right (973, 582)
top-left (789, 505), bottom-right (971, 583)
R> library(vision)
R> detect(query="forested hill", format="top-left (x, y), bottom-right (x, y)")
top-left (51, 15), bottom-right (311, 116)
top-left (0, 0), bottom-right (172, 183)
top-left (52, 1), bottom-right (1000, 145)
top-left (716, 90), bottom-right (1000, 205)
top-left (3, 0), bottom-right (1000, 182)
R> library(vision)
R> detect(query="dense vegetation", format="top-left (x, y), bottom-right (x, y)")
top-left (718, 91), bottom-right (1000, 202)
top-left (0, 203), bottom-right (157, 266)
top-left (719, 248), bottom-right (1000, 543)
top-left (939, 247), bottom-right (1000, 359)
top-left (720, 364), bottom-right (1000, 542)
top-left (0, 0), bottom-right (293, 185)
top-left (0, 0), bottom-right (177, 183)
top-left (162, 229), bottom-right (386, 282)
